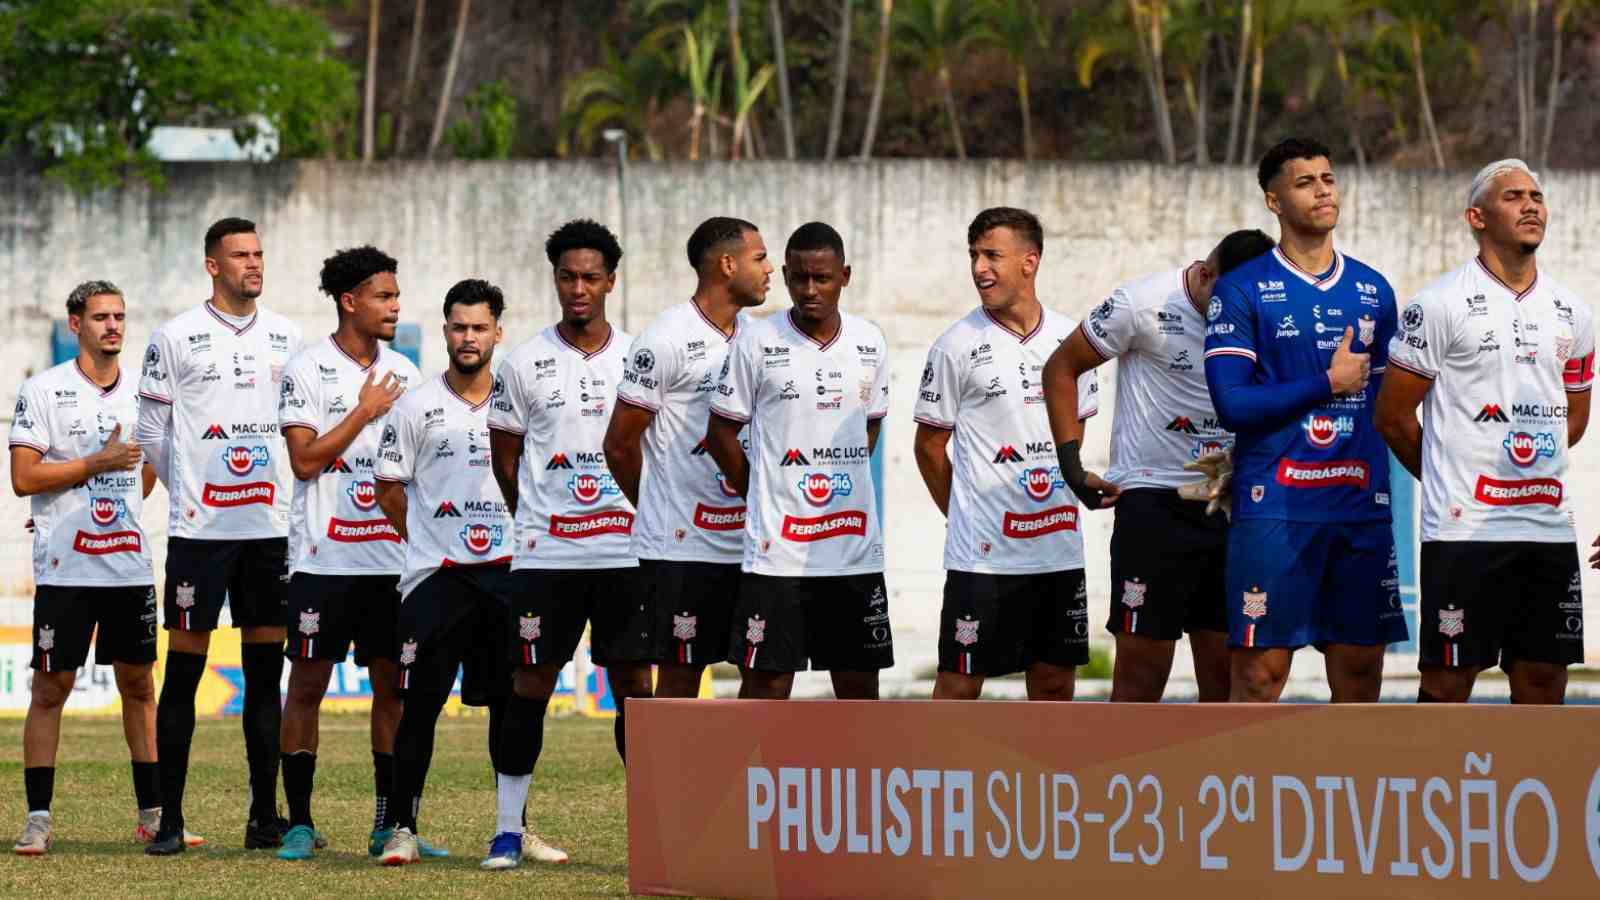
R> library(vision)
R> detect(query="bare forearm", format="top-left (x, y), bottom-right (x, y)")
top-left (288, 411), bottom-right (377, 481)
top-left (1383, 420), bottom-right (1424, 481)
top-left (1042, 362), bottom-right (1085, 445)
top-left (705, 419), bottom-right (749, 498)
top-left (605, 444), bottom-right (643, 508)
top-left (914, 448), bottom-right (952, 516)
top-left (376, 490), bottom-right (409, 541)
top-left (13, 456), bottom-right (100, 496)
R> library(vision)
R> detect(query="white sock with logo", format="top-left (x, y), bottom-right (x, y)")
top-left (495, 773), bottom-right (531, 837)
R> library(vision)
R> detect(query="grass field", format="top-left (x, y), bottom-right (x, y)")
top-left (0, 714), bottom-right (632, 898)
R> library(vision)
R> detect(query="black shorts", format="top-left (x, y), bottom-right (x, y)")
top-left (727, 572), bottom-right (894, 673)
top-left (396, 564), bottom-right (517, 707)
top-left (642, 559), bottom-right (741, 667)
top-left (1107, 488), bottom-right (1228, 639)
top-left (32, 585), bottom-right (158, 672)
top-left (510, 567), bottom-right (653, 668)
top-left (164, 537), bottom-right (289, 631)
top-left (1420, 541), bottom-right (1584, 670)
top-left (938, 570), bottom-right (1089, 676)
top-left (286, 573), bottom-right (401, 666)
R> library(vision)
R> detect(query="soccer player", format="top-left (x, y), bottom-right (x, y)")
top-left (482, 219), bottom-right (638, 869)
top-left (1203, 138), bottom-right (1407, 703)
top-left (912, 208), bottom-right (1099, 701)
top-left (137, 218), bottom-right (303, 854)
top-left (603, 217), bottom-right (770, 701)
top-left (274, 246), bottom-right (421, 860)
top-left (372, 279), bottom-right (519, 866)
top-left (1040, 228), bottom-right (1278, 703)
top-left (10, 282), bottom-right (163, 855)
top-left (1377, 159), bottom-right (1593, 704)
top-left (708, 222), bottom-right (892, 700)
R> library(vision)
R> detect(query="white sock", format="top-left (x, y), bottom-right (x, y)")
top-left (495, 773), bottom-right (531, 837)
top-left (28, 810), bottom-right (50, 819)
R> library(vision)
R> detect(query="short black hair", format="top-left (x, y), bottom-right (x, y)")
top-left (442, 278), bottom-right (505, 320)
top-left (66, 280), bottom-right (123, 317)
top-left (1213, 229), bottom-right (1276, 276)
top-left (785, 221), bottom-right (845, 261)
top-left (545, 218), bottom-right (623, 273)
top-left (967, 207), bottom-right (1043, 253)
top-left (1257, 137), bottom-right (1333, 192)
top-left (686, 216), bottom-right (758, 270)
top-left (319, 245), bottom-right (398, 301)
top-left (205, 217), bottom-right (257, 255)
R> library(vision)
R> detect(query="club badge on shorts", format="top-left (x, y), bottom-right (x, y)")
top-left (1122, 579), bottom-right (1147, 609)
top-left (519, 615), bottom-right (541, 642)
top-left (1242, 587), bottom-right (1267, 619)
top-left (673, 614), bottom-right (697, 641)
top-left (745, 615), bottom-right (767, 645)
top-left (175, 582), bottom-right (197, 609)
top-left (953, 617), bottom-right (979, 647)
top-left (1438, 607), bottom-right (1464, 638)
top-left (399, 639), bottom-right (418, 666)
top-left (298, 611), bottom-right (320, 635)
top-left (37, 626), bottom-right (54, 651)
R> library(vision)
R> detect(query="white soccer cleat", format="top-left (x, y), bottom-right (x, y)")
top-left (13, 813), bottom-right (52, 856)
top-left (134, 808), bottom-right (206, 847)
top-left (379, 827), bottom-right (420, 866)
top-left (521, 829), bottom-right (569, 864)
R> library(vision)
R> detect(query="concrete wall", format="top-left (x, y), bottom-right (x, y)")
top-left (3, 160), bottom-right (1597, 662)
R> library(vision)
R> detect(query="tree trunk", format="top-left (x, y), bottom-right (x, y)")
top-left (938, 65), bottom-right (967, 159)
top-left (1224, 0), bottom-right (1251, 165)
top-left (1333, 39), bottom-right (1366, 172)
top-left (857, 0), bottom-right (893, 160)
top-left (1195, 36), bottom-right (1210, 165)
top-left (728, 0), bottom-right (743, 161)
top-left (1525, 0), bottom-right (1539, 159)
top-left (362, 0), bottom-right (380, 162)
top-left (395, 0), bottom-right (426, 155)
top-left (1539, 6), bottom-right (1567, 168)
top-left (1242, 32), bottom-right (1262, 164)
top-left (427, 0), bottom-right (471, 158)
top-left (1017, 64), bottom-right (1033, 160)
top-left (769, 0), bottom-right (796, 159)
top-left (1130, 0), bottom-right (1176, 164)
top-left (727, 0), bottom-right (742, 75)
top-left (689, 102), bottom-right (705, 161)
top-left (824, 0), bottom-right (852, 160)
top-left (1408, 26), bottom-right (1445, 170)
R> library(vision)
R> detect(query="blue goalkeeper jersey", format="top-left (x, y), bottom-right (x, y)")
top-left (1202, 247), bottom-right (1398, 523)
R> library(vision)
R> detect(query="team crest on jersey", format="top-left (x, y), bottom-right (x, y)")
top-left (1556, 336), bottom-right (1573, 363)
top-left (347, 480), bottom-right (379, 510)
top-left (176, 582), bottom-right (196, 609)
top-left (953, 617), bottom-right (979, 647)
top-left (298, 611), bottom-right (320, 636)
top-left (1251, 485), bottom-right (1264, 503)
top-left (399, 640), bottom-right (417, 666)
top-left (519, 615), bottom-right (541, 642)
top-left (37, 626), bottom-right (54, 651)
top-left (1438, 607), bottom-right (1464, 638)
top-left (1358, 315), bottom-right (1375, 346)
top-left (745, 615), bottom-right (767, 645)
top-left (673, 614), bottom-right (698, 641)
top-left (1122, 580), bottom-right (1147, 609)
top-left (1242, 587), bottom-right (1267, 620)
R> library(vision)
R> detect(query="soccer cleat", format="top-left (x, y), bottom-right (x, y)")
top-left (481, 831), bottom-right (523, 870)
top-left (135, 808), bottom-right (206, 847)
top-left (370, 827), bottom-right (448, 858)
top-left (13, 813), bottom-right (52, 856)
top-left (379, 827), bottom-right (420, 866)
top-left (277, 824), bottom-right (317, 861)
top-left (244, 814), bottom-right (292, 849)
top-left (144, 830), bottom-right (186, 856)
top-left (521, 829), bottom-right (570, 864)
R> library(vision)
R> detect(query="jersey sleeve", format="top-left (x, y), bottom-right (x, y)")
top-left (866, 329), bottom-right (891, 421)
top-left (1387, 291), bottom-right (1449, 380)
top-left (7, 379), bottom-right (50, 454)
top-left (137, 328), bottom-right (177, 405)
top-left (277, 355), bottom-right (321, 433)
top-left (616, 331), bottom-right (672, 412)
top-left (913, 345), bottom-right (961, 430)
top-left (1565, 301), bottom-right (1596, 392)
top-left (1082, 289), bottom-right (1138, 360)
top-left (1202, 278), bottom-right (1257, 364)
top-left (486, 360), bottom-right (529, 435)
top-left (374, 405), bottom-right (420, 484)
top-left (710, 331), bottom-right (758, 423)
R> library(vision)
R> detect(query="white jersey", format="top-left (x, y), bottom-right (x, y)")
top-left (616, 301), bottom-right (748, 563)
top-left (1083, 267), bottom-right (1232, 488)
top-left (712, 310), bottom-right (889, 577)
top-left (138, 302), bottom-right (301, 539)
top-left (279, 336), bottom-right (421, 575)
top-left (915, 307), bottom-right (1099, 574)
top-left (375, 375), bottom-right (511, 598)
top-left (1387, 258), bottom-right (1596, 542)
top-left (488, 325), bottom-right (638, 571)
top-left (8, 361), bottom-right (152, 586)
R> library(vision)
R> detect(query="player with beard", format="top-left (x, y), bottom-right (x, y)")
top-left (1041, 229), bottom-right (1277, 702)
top-left (274, 246), bottom-right (424, 860)
top-left (604, 217), bottom-right (771, 702)
top-left (1378, 160), bottom-right (1593, 703)
top-left (481, 219), bottom-right (638, 869)
top-left (137, 218), bottom-right (302, 854)
top-left (709, 222), bottom-right (892, 700)
top-left (1203, 138), bottom-right (1407, 703)
top-left (10, 282), bottom-right (165, 855)
top-left (374, 280), bottom-right (519, 865)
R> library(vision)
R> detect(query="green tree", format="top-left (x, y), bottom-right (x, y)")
top-left (0, 0), bottom-right (356, 190)
top-left (1374, 0), bottom-right (1471, 169)
top-left (894, 0), bottom-right (996, 160)
top-left (858, 0), bottom-right (894, 159)
top-left (560, 40), bottom-right (676, 159)
top-left (447, 80), bottom-right (517, 159)
top-left (987, 0), bottom-right (1048, 160)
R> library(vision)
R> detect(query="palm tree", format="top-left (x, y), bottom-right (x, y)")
top-left (988, 0), bottom-right (1047, 160)
top-left (1166, 0), bottom-right (1216, 164)
top-left (858, 0), bottom-right (893, 159)
top-left (894, 0), bottom-right (995, 160)
top-left (674, 18), bottom-right (721, 161)
top-left (394, 0), bottom-right (426, 155)
top-left (1375, 0), bottom-right (1468, 170)
top-left (1223, 0), bottom-right (1251, 165)
top-left (362, 0), bottom-right (380, 161)
top-left (427, 0), bottom-right (471, 158)
top-left (729, 37), bottom-right (775, 159)
top-left (1539, 0), bottom-right (1600, 167)
top-left (824, 0), bottom-right (853, 161)
top-left (1125, 0), bottom-right (1177, 165)
top-left (560, 41), bottom-right (675, 160)
top-left (768, 0), bottom-right (796, 159)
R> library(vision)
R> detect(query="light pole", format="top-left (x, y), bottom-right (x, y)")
top-left (602, 128), bottom-right (629, 332)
